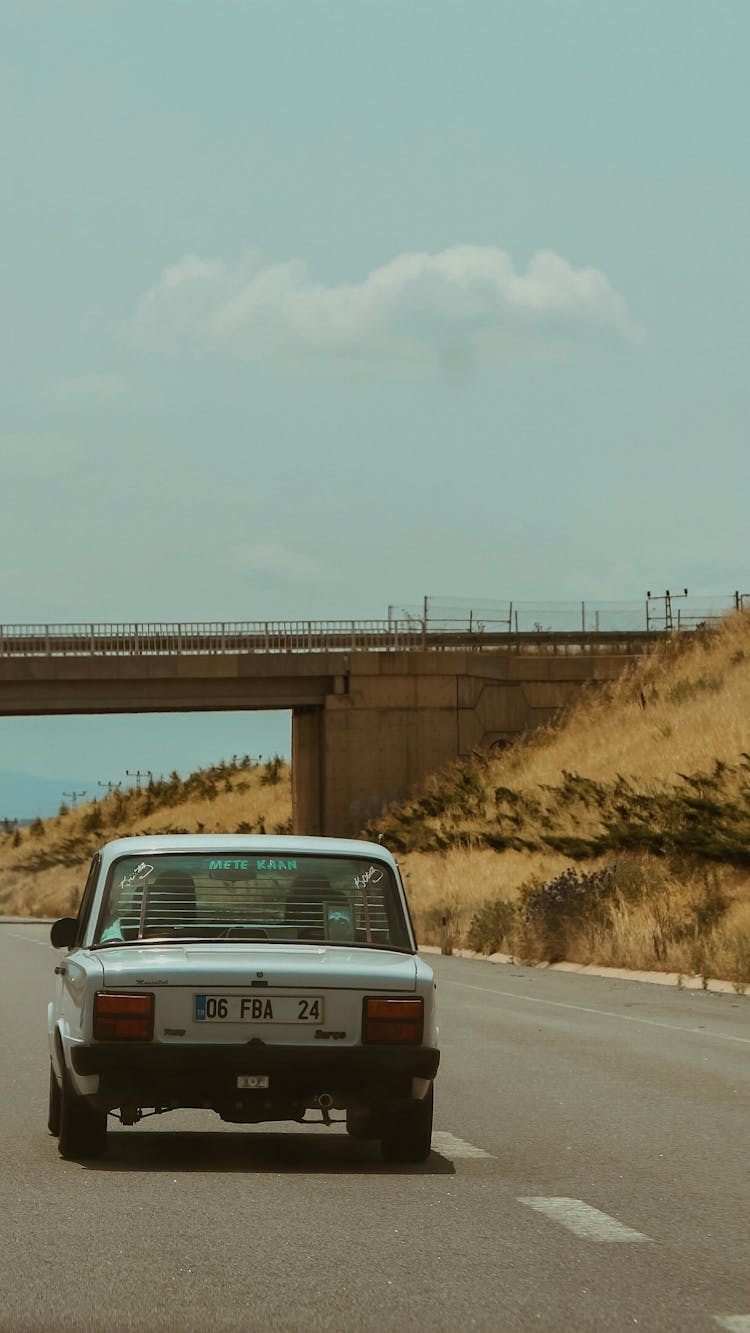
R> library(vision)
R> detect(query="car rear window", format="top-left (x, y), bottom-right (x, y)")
top-left (95, 852), bottom-right (411, 951)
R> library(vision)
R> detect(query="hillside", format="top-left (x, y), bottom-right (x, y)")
top-left (0, 756), bottom-right (292, 919)
top-left (368, 610), bottom-right (750, 987)
top-left (3, 614), bottom-right (749, 987)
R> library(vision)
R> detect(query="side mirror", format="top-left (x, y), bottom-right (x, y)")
top-left (50, 917), bottom-right (77, 949)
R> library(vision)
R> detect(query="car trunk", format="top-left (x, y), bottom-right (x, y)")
top-left (98, 943), bottom-right (418, 1046)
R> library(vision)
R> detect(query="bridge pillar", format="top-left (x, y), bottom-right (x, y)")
top-left (291, 707), bottom-right (324, 836)
top-left (291, 652), bottom-right (631, 837)
top-left (291, 682), bottom-right (460, 837)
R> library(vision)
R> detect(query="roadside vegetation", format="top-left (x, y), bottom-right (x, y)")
top-left (371, 610), bottom-right (750, 990)
top-left (0, 756), bottom-right (292, 919)
top-left (3, 611), bottom-right (749, 988)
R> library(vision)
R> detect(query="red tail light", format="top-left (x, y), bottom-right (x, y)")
top-left (94, 992), bottom-right (154, 1041)
top-left (362, 997), bottom-right (423, 1044)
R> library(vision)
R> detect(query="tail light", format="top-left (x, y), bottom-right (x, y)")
top-left (362, 997), bottom-right (423, 1044)
top-left (94, 992), bottom-right (154, 1041)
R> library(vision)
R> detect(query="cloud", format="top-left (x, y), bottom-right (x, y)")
top-left (40, 371), bottom-right (129, 405)
top-left (130, 244), bottom-right (637, 369)
top-left (230, 541), bottom-right (343, 589)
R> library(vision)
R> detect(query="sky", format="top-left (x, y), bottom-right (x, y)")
top-left (1, 0), bottom-right (748, 797)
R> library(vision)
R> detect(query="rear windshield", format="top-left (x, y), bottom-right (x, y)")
top-left (95, 852), bottom-right (412, 951)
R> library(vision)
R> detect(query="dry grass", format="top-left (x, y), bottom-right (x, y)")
top-left (5, 613), bottom-right (750, 985)
top-left (403, 847), bottom-right (750, 987)
top-left (376, 612), bottom-right (750, 985)
top-left (0, 757), bottom-right (292, 919)
top-left (398, 847), bottom-right (572, 943)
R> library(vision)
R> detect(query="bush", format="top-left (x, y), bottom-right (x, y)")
top-left (260, 756), bottom-right (284, 787)
top-left (516, 865), bottom-right (619, 962)
top-left (466, 898), bottom-right (516, 954)
top-left (81, 805), bottom-right (103, 834)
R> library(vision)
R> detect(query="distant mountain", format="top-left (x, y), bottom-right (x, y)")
top-left (0, 771), bottom-right (95, 822)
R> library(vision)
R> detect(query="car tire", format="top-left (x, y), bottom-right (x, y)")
top-left (47, 1062), bottom-right (61, 1136)
top-left (345, 1107), bottom-right (379, 1140)
top-left (58, 1064), bottom-right (108, 1160)
top-left (380, 1085), bottom-right (433, 1163)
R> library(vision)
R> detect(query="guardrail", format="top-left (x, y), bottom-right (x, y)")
top-left (0, 620), bottom-right (680, 658)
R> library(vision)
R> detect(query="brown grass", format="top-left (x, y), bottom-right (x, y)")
top-left (377, 611), bottom-right (750, 985)
top-left (0, 758), bottom-right (292, 919)
top-left (5, 613), bottom-right (750, 985)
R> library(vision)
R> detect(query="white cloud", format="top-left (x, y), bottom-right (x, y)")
top-left (41, 371), bottom-right (129, 405)
top-left (130, 244), bottom-right (637, 368)
top-left (231, 541), bottom-right (343, 589)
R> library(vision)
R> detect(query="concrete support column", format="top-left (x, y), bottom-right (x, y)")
top-left (291, 706), bottom-right (324, 835)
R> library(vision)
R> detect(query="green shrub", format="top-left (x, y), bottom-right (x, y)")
top-left (466, 898), bottom-right (516, 954)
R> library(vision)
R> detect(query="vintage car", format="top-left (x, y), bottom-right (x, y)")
top-left (48, 835), bottom-right (439, 1161)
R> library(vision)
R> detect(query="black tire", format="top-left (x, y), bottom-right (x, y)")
top-left (345, 1107), bottom-right (379, 1141)
top-left (58, 1064), bottom-right (108, 1161)
top-left (47, 1063), bottom-right (61, 1136)
top-left (380, 1086), bottom-right (433, 1163)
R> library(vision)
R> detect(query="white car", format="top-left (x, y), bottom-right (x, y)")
top-left (48, 835), bottom-right (439, 1162)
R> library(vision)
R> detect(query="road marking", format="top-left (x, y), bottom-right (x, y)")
top-left (445, 979), bottom-right (750, 1047)
top-left (431, 1131), bottom-right (493, 1159)
top-left (714, 1319), bottom-right (750, 1331)
top-left (518, 1197), bottom-right (652, 1243)
top-left (5, 931), bottom-right (51, 946)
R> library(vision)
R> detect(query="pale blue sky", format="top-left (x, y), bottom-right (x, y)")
top-left (1, 1), bottom-right (748, 796)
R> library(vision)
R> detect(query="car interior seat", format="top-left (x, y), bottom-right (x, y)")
top-left (146, 871), bottom-right (197, 933)
top-left (284, 876), bottom-right (348, 938)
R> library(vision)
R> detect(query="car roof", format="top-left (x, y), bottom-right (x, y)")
top-left (98, 834), bottom-right (398, 870)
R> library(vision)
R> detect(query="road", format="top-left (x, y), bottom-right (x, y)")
top-left (0, 923), bottom-right (748, 1332)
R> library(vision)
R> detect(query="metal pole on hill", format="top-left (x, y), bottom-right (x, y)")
top-left (62, 790), bottom-right (86, 807)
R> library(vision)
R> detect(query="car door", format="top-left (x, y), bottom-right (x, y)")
top-left (56, 854), bottom-right (102, 1044)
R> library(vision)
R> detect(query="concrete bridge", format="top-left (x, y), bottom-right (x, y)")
top-left (0, 621), bottom-right (664, 835)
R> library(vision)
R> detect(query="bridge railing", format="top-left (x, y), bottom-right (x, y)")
top-left (3, 595), bottom-right (747, 657)
top-left (0, 618), bottom-right (686, 658)
top-left (0, 620), bottom-right (436, 657)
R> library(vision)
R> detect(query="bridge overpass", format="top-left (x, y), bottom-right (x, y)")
top-left (0, 620), bottom-right (664, 836)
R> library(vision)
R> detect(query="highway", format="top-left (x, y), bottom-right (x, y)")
top-left (0, 923), bottom-right (748, 1332)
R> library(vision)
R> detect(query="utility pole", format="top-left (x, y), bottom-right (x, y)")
top-left (125, 770), bottom-right (153, 790)
top-left (63, 790), bottom-right (87, 807)
top-left (646, 588), bottom-right (688, 632)
top-left (98, 780), bottom-right (121, 794)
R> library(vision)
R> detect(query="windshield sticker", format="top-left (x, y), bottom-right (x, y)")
top-left (354, 865), bottom-right (384, 891)
top-left (119, 862), bottom-right (154, 890)
top-left (256, 858), bottom-right (297, 871)
top-left (209, 858), bottom-right (251, 871)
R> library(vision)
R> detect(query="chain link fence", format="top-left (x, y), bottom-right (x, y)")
top-left (389, 592), bottom-right (748, 634)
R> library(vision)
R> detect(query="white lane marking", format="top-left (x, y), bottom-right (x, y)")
top-left (4, 931), bottom-right (52, 946)
top-left (431, 1131), bottom-right (493, 1159)
top-left (714, 1319), bottom-right (750, 1331)
top-left (445, 979), bottom-right (750, 1047)
top-left (518, 1197), bottom-right (651, 1243)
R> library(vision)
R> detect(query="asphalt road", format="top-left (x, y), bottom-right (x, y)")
top-left (0, 923), bottom-right (748, 1333)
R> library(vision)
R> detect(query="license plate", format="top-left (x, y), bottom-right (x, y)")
top-left (194, 994), bottom-right (324, 1023)
top-left (237, 1075), bottom-right (269, 1089)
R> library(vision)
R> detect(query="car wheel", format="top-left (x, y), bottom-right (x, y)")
top-left (345, 1107), bottom-right (379, 1140)
top-left (47, 1063), bottom-right (61, 1136)
top-left (58, 1064), bottom-right (108, 1161)
top-left (380, 1086), bottom-right (433, 1163)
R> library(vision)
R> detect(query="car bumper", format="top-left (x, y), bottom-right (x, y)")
top-left (71, 1042), bottom-right (440, 1112)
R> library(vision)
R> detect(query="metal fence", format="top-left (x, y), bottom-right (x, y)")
top-left (390, 592), bottom-right (749, 635)
top-left (0, 621), bottom-right (424, 657)
top-left (0, 595), bottom-right (746, 658)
